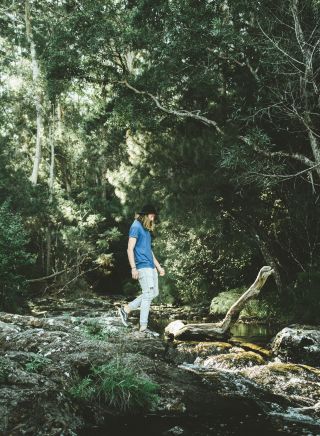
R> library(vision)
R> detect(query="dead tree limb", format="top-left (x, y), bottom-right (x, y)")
top-left (165, 266), bottom-right (274, 341)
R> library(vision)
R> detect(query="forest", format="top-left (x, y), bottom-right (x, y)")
top-left (1, 0), bottom-right (320, 324)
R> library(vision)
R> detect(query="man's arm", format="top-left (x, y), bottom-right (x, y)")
top-left (152, 251), bottom-right (165, 276)
top-left (127, 237), bottom-right (139, 279)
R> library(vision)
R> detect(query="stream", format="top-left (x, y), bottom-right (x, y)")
top-left (80, 322), bottom-right (289, 436)
top-left (3, 297), bottom-right (317, 436)
top-left (81, 315), bottom-right (319, 435)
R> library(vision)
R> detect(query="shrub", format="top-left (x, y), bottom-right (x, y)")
top-left (210, 287), bottom-right (283, 321)
top-left (210, 288), bottom-right (244, 316)
top-left (69, 359), bottom-right (159, 412)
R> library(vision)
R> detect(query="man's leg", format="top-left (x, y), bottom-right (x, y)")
top-left (127, 294), bottom-right (142, 312)
top-left (138, 268), bottom-right (154, 331)
top-left (118, 276), bottom-right (143, 326)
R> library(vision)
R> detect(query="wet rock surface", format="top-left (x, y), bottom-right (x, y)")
top-left (271, 325), bottom-right (320, 366)
top-left (195, 350), bottom-right (266, 370)
top-left (0, 296), bottom-right (319, 435)
top-left (241, 363), bottom-right (320, 407)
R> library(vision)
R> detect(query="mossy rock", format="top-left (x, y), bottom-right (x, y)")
top-left (200, 351), bottom-right (266, 370)
top-left (229, 340), bottom-right (271, 358)
top-left (265, 362), bottom-right (320, 377)
top-left (241, 362), bottom-right (320, 405)
top-left (167, 341), bottom-right (233, 364)
top-left (175, 340), bottom-right (233, 353)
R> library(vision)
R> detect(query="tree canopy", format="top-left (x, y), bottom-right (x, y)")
top-left (0, 0), bottom-right (319, 322)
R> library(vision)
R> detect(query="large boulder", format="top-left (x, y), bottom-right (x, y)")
top-left (241, 362), bottom-right (320, 408)
top-left (271, 325), bottom-right (320, 366)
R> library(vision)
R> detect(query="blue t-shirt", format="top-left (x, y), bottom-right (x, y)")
top-left (129, 219), bottom-right (154, 269)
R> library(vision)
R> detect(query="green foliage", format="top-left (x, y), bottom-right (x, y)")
top-left (286, 271), bottom-right (320, 323)
top-left (210, 288), bottom-right (244, 316)
top-left (82, 319), bottom-right (118, 340)
top-left (69, 360), bottom-right (159, 413)
top-left (210, 287), bottom-right (284, 321)
top-left (0, 202), bottom-right (35, 312)
top-left (1, 0), bottom-right (320, 319)
top-left (158, 221), bottom-right (254, 304)
top-left (122, 281), bottom-right (139, 298)
top-left (25, 355), bottom-right (52, 373)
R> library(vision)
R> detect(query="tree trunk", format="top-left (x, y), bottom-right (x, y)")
top-left (254, 234), bottom-right (283, 294)
top-left (165, 266), bottom-right (274, 341)
top-left (46, 224), bottom-right (52, 276)
top-left (25, 0), bottom-right (44, 185)
top-left (46, 120), bottom-right (55, 275)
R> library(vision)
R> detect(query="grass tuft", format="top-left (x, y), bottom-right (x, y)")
top-left (69, 359), bottom-right (159, 413)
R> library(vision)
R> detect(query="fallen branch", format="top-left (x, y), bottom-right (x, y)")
top-left (165, 266), bottom-right (274, 341)
top-left (27, 255), bottom-right (89, 284)
top-left (27, 268), bottom-right (67, 283)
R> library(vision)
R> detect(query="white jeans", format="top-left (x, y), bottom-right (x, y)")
top-left (128, 268), bottom-right (159, 327)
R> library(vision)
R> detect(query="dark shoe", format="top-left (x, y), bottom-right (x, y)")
top-left (118, 306), bottom-right (129, 327)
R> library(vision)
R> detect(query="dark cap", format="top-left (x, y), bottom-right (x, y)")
top-left (137, 204), bottom-right (158, 215)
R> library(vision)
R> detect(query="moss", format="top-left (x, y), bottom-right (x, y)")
top-left (267, 362), bottom-right (320, 377)
top-left (196, 341), bottom-right (232, 351)
top-left (204, 351), bottom-right (265, 369)
top-left (230, 341), bottom-right (271, 358)
top-left (175, 340), bottom-right (232, 351)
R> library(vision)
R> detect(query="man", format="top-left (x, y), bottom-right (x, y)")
top-left (118, 204), bottom-right (165, 332)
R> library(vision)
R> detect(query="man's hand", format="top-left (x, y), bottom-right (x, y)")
top-left (158, 267), bottom-right (165, 276)
top-left (131, 268), bottom-right (139, 280)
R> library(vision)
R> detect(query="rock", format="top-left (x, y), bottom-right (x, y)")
top-left (242, 362), bottom-right (320, 407)
top-left (195, 351), bottom-right (266, 370)
top-left (0, 321), bottom-right (20, 334)
top-left (1, 299), bottom-right (320, 435)
top-left (0, 308), bottom-right (279, 435)
top-left (164, 320), bottom-right (186, 338)
top-left (229, 339), bottom-right (272, 358)
top-left (271, 325), bottom-right (320, 366)
top-left (166, 341), bottom-right (233, 365)
top-left (166, 425), bottom-right (184, 435)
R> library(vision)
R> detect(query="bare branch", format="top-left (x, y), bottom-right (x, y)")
top-left (55, 266), bottom-right (99, 295)
top-left (239, 135), bottom-right (316, 167)
top-left (27, 268), bottom-right (67, 283)
top-left (120, 81), bottom-right (320, 180)
top-left (249, 161), bottom-right (320, 181)
top-left (258, 21), bottom-right (305, 69)
top-left (119, 80), bottom-right (225, 135)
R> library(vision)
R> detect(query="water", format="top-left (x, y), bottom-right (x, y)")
top-left (230, 323), bottom-right (281, 346)
top-left (149, 315), bottom-right (281, 347)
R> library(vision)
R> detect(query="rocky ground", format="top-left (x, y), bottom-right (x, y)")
top-left (0, 296), bottom-right (319, 435)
